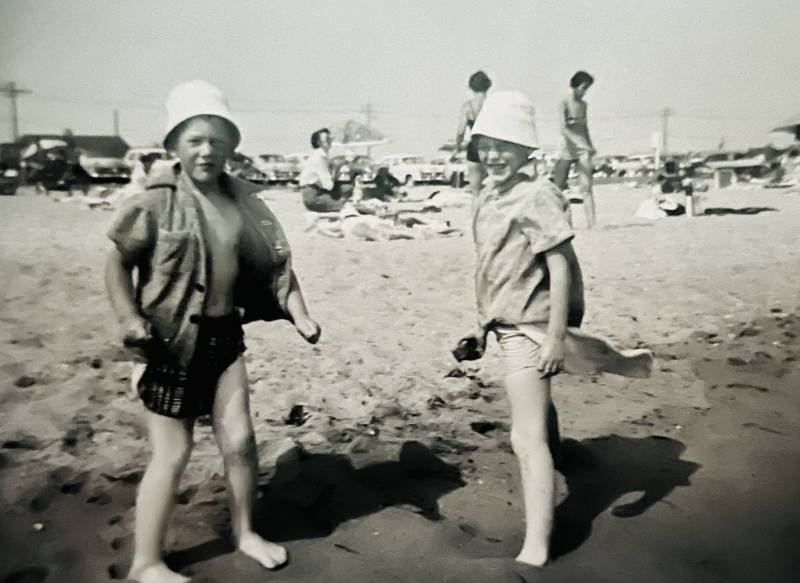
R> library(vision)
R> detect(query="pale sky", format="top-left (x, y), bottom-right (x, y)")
top-left (1, 0), bottom-right (798, 157)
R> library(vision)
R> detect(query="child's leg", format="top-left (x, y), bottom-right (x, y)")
top-left (496, 329), bottom-right (555, 566)
top-left (506, 369), bottom-right (555, 566)
top-left (577, 152), bottom-right (596, 228)
top-left (129, 412), bottom-right (194, 583)
top-left (212, 357), bottom-right (288, 570)
top-left (551, 159), bottom-right (573, 191)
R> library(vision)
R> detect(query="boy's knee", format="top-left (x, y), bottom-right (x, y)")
top-left (151, 442), bottom-right (192, 473)
top-left (220, 430), bottom-right (256, 461)
top-left (511, 426), bottom-right (548, 454)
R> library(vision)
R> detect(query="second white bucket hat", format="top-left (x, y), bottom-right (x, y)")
top-left (471, 90), bottom-right (539, 149)
top-left (163, 80), bottom-right (241, 149)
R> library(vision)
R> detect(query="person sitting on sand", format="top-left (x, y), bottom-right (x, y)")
top-left (298, 127), bottom-right (353, 212)
top-left (450, 70), bottom-right (492, 197)
top-left (362, 166), bottom-right (406, 202)
top-left (551, 71), bottom-right (597, 228)
top-left (453, 91), bottom-right (653, 567)
top-left (105, 80), bottom-right (321, 583)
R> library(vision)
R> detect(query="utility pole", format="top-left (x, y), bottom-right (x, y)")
top-left (360, 102), bottom-right (374, 156)
top-left (113, 109), bottom-right (120, 136)
top-left (0, 81), bottom-right (32, 141)
top-left (660, 107), bottom-right (673, 156)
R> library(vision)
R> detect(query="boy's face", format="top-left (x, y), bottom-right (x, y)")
top-left (172, 116), bottom-right (235, 186)
top-left (476, 136), bottom-right (533, 185)
top-left (574, 81), bottom-right (592, 99)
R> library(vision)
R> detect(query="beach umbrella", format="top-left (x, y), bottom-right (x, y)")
top-left (771, 113), bottom-right (800, 141)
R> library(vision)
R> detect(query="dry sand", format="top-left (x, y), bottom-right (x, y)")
top-left (1, 183), bottom-right (799, 582)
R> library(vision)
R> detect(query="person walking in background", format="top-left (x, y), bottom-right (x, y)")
top-left (450, 70), bottom-right (492, 197)
top-left (552, 71), bottom-right (597, 228)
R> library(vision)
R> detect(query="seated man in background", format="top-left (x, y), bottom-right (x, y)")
top-left (299, 127), bottom-right (352, 212)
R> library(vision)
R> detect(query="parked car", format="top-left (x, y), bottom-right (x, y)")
top-left (432, 152), bottom-right (469, 186)
top-left (0, 142), bottom-right (23, 195)
top-left (15, 134), bottom-right (91, 191)
top-left (285, 152), bottom-right (310, 166)
top-left (123, 147), bottom-right (172, 169)
top-left (330, 154), bottom-right (376, 183)
top-left (612, 154), bottom-right (656, 177)
top-left (255, 154), bottom-right (300, 184)
top-left (377, 154), bottom-right (446, 185)
top-left (229, 152), bottom-right (267, 184)
top-left (73, 135), bottom-right (131, 183)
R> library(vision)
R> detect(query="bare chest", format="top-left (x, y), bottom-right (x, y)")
top-left (197, 194), bottom-right (243, 257)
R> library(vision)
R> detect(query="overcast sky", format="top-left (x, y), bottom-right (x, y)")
top-left (2, 0), bottom-right (798, 156)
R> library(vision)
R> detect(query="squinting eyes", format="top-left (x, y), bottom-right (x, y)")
top-left (186, 138), bottom-right (229, 147)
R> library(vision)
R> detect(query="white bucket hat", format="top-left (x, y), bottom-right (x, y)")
top-left (471, 90), bottom-right (539, 149)
top-left (163, 80), bottom-right (241, 149)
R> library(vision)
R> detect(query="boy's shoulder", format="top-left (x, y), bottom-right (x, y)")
top-left (117, 187), bottom-right (172, 214)
top-left (510, 176), bottom-right (563, 200)
top-left (508, 177), bottom-right (570, 219)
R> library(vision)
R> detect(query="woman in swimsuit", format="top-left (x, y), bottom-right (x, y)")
top-left (450, 70), bottom-right (492, 197)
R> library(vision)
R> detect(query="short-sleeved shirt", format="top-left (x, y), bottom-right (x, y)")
top-left (472, 176), bottom-right (585, 331)
top-left (298, 148), bottom-right (334, 191)
top-left (107, 168), bottom-right (294, 367)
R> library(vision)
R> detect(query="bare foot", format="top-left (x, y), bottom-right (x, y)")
top-left (516, 547), bottom-right (548, 567)
top-left (239, 532), bottom-right (288, 570)
top-left (128, 561), bottom-right (190, 583)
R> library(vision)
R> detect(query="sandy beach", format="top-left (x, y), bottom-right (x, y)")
top-left (1, 183), bottom-right (799, 583)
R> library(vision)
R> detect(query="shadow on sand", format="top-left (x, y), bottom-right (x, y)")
top-left (702, 206), bottom-right (777, 216)
top-left (168, 440), bottom-right (464, 570)
top-left (552, 434), bottom-right (700, 559)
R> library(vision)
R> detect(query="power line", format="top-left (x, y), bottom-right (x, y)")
top-left (661, 107), bottom-right (673, 154)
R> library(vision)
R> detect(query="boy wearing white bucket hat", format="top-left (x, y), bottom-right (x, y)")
top-left (106, 80), bottom-right (320, 581)
top-left (453, 91), bottom-right (652, 566)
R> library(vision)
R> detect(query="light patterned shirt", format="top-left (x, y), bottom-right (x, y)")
top-left (473, 176), bottom-right (585, 331)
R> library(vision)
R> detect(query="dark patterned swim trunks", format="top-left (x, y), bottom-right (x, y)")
top-left (138, 313), bottom-right (246, 418)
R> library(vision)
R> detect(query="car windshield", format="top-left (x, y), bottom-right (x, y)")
top-left (260, 155), bottom-right (284, 162)
top-left (402, 157), bottom-right (424, 164)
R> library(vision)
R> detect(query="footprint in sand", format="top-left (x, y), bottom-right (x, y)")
top-left (2, 566), bottom-right (49, 583)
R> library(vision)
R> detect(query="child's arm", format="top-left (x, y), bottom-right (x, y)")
top-left (449, 104), bottom-right (470, 161)
top-left (285, 272), bottom-right (321, 344)
top-left (105, 248), bottom-right (152, 347)
top-left (539, 241), bottom-right (573, 377)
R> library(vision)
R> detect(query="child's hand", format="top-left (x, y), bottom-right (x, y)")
top-left (122, 315), bottom-right (153, 351)
top-left (452, 329), bottom-right (487, 362)
top-left (295, 316), bottom-right (321, 345)
top-left (537, 337), bottom-right (565, 378)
